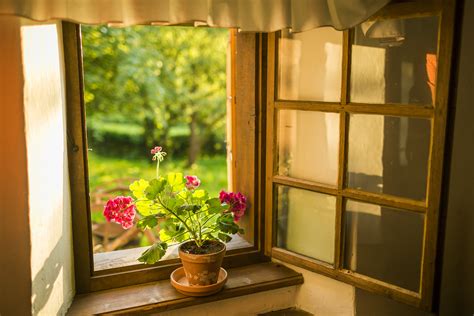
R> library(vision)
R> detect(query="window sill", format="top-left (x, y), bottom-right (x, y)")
top-left (94, 234), bottom-right (253, 272)
top-left (67, 262), bottom-right (304, 315)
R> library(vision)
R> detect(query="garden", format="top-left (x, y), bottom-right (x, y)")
top-left (81, 25), bottom-right (230, 253)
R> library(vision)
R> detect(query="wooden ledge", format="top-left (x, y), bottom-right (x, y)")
top-left (67, 262), bottom-right (304, 315)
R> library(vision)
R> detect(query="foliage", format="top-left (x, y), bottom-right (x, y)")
top-left (81, 25), bottom-right (229, 162)
top-left (103, 147), bottom-right (246, 264)
top-left (87, 152), bottom-right (228, 200)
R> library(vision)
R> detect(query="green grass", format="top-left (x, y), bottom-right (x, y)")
top-left (88, 152), bottom-right (228, 223)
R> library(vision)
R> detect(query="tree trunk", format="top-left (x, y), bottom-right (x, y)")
top-left (187, 111), bottom-right (200, 166)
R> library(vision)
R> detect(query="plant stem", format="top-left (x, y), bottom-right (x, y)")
top-left (156, 195), bottom-right (198, 241)
top-left (156, 159), bottom-right (160, 179)
top-left (200, 213), bottom-right (219, 228)
top-left (161, 232), bottom-right (189, 244)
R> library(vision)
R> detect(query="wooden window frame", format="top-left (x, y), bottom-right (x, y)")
top-left (264, 0), bottom-right (456, 310)
top-left (63, 24), bottom-right (269, 294)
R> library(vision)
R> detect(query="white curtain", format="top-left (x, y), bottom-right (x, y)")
top-left (0, 0), bottom-right (389, 31)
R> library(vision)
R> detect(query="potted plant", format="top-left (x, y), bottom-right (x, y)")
top-left (103, 146), bottom-right (247, 293)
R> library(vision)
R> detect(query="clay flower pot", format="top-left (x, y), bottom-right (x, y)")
top-left (178, 240), bottom-right (226, 286)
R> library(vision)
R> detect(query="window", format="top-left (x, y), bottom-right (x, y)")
top-left (64, 24), bottom-right (267, 293)
top-left (264, 1), bottom-right (455, 310)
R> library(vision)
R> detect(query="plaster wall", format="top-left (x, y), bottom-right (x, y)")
top-left (0, 17), bottom-right (74, 315)
top-left (0, 16), bottom-right (32, 316)
top-left (157, 261), bottom-right (355, 316)
top-left (20, 20), bottom-right (75, 315)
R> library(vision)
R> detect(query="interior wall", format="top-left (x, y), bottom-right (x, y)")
top-left (0, 16), bottom-right (32, 316)
top-left (0, 17), bottom-right (74, 315)
top-left (438, 0), bottom-right (474, 314)
top-left (20, 20), bottom-right (75, 315)
top-left (155, 260), bottom-right (355, 316)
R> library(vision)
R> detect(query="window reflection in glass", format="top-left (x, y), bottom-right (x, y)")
top-left (347, 114), bottom-right (430, 201)
top-left (350, 16), bottom-right (439, 105)
top-left (278, 110), bottom-right (339, 186)
top-left (276, 185), bottom-right (336, 264)
top-left (343, 200), bottom-right (424, 292)
top-left (279, 27), bottom-right (343, 102)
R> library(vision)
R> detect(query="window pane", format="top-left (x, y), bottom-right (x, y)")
top-left (278, 110), bottom-right (339, 186)
top-left (343, 200), bottom-right (424, 292)
top-left (350, 16), bottom-right (439, 105)
top-left (279, 28), bottom-right (343, 102)
top-left (276, 185), bottom-right (336, 264)
top-left (347, 114), bottom-right (430, 201)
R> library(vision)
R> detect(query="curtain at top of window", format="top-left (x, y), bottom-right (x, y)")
top-left (0, 0), bottom-right (389, 32)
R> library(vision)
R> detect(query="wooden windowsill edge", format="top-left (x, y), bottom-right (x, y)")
top-left (67, 262), bottom-right (304, 315)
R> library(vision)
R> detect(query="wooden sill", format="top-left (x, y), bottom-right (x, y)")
top-left (94, 234), bottom-right (253, 272)
top-left (68, 262), bottom-right (304, 315)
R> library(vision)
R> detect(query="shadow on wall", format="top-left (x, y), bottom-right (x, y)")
top-left (31, 238), bottom-right (70, 315)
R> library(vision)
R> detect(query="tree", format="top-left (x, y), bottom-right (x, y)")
top-left (81, 25), bottom-right (228, 163)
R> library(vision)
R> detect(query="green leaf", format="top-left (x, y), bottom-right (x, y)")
top-left (206, 198), bottom-right (226, 214)
top-left (177, 204), bottom-right (200, 214)
top-left (218, 232), bottom-right (232, 243)
top-left (145, 178), bottom-right (166, 200)
top-left (136, 215), bottom-right (159, 229)
top-left (167, 172), bottom-right (184, 190)
top-left (192, 189), bottom-right (208, 201)
top-left (166, 197), bottom-right (185, 212)
top-left (138, 242), bottom-right (168, 264)
top-left (129, 179), bottom-right (149, 200)
top-left (217, 214), bottom-right (239, 234)
top-left (174, 232), bottom-right (191, 243)
top-left (135, 200), bottom-right (156, 216)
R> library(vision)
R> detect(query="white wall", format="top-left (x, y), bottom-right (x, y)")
top-left (21, 20), bottom-right (75, 315)
top-left (156, 260), bottom-right (355, 316)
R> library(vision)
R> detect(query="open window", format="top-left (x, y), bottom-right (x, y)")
top-left (64, 24), bottom-right (267, 293)
top-left (264, 0), bottom-right (455, 310)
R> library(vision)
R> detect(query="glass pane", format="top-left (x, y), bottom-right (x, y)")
top-left (343, 200), bottom-right (424, 292)
top-left (278, 110), bottom-right (339, 186)
top-left (350, 16), bottom-right (439, 104)
top-left (276, 185), bottom-right (336, 264)
top-left (279, 28), bottom-right (343, 102)
top-left (347, 114), bottom-right (430, 201)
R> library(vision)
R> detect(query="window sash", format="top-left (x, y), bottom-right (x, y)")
top-left (265, 1), bottom-right (456, 310)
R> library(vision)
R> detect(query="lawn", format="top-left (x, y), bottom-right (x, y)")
top-left (88, 152), bottom-right (229, 223)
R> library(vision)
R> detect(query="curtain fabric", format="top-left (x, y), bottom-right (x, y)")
top-left (0, 0), bottom-right (390, 31)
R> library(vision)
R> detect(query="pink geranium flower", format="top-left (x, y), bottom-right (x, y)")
top-left (219, 190), bottom-right (247, 221)
top-left (150, 146), bottom-right (162, 155)
top-left (185, 175), bottom-right (201, 190)
top-left (103, 196), bottom-right (136, 229)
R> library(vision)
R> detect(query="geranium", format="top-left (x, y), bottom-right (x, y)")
top-left (151, 146), bottom-right (167, 178)
top-left (150, 146), bottom-right (162, 155)
top-left (219, 190), bottom-right (247, 222)
top-left (103, 146), bottom-right (247, 264)
top-left (185, 175), bottom-right (201, 190)
top-left (103, 196), bottom-right (136, 229)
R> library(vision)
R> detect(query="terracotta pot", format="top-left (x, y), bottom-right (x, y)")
top-left (178, 240), bottom-right (226, 286)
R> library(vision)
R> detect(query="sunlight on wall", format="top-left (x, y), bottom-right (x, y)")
top-left (21, 21), bottom-right (74, 316)
top-left (279, 28), bottom-right (342, 102)
top-left (348, 114), bottom-right (384, 179)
